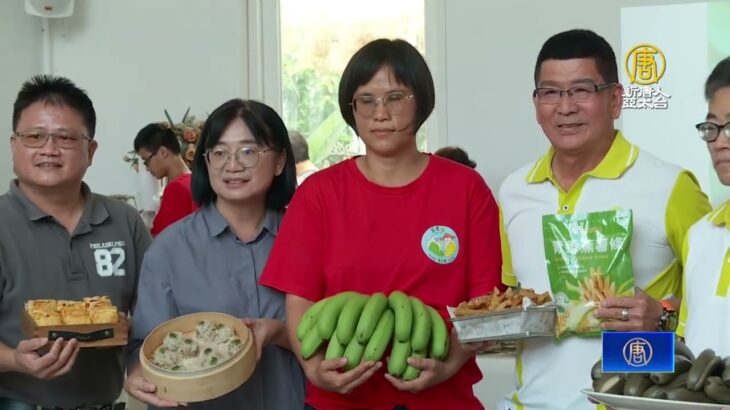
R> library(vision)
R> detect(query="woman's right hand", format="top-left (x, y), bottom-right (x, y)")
top-left (125, 363), bottom-right (186, 407)
top-left (303, 353), bottom-right (382, 394)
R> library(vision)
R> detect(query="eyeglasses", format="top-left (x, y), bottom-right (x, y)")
top-left (533, 83), bottom-right (617, 105)
top-left (350, 91), bottom-right (414, 118)
top-left (205, 146), bottom-right (272, 169)
top-left (141, 150), bottom-right (158, 169)
top-left (13, 131), bottom-right (91, 149)
top-left (696, 121), bottom-right (730, 142)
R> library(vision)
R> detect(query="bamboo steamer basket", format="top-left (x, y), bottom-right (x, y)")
top-left (140, 312), bottom-right (256, 402)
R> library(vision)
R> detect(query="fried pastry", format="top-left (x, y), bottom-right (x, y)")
top-left (454, 287), bottom-right (552, 317)
top-left (26, 296), bottom-right (118, 326)
top-left (83, 296), bottom-right (111, 308)
top-left (25, 299), bottom-right (58, 311)
top-left (89, 306), bottom-right (118, 324)
top-left (57, 300), bottom-right (84, 310)
top-left (30, 308), bottom-right (63, 326)
top-left (60, 306), bottom-right (92, 325)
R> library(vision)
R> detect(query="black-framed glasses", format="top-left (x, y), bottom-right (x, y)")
top-left (350, 91), bottom-right (414, 118)
top-left (141, 150), bottom-right (159, 169)
top-left (205, 146), bottom-right (272, 169)
top-left (696, 121), bottom-right (730, 142)
top-left (533, 83), bottom-right (617, 104)
top-left (13, 131), bottom-right (91, 149)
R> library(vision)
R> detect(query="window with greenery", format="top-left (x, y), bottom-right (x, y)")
top-left (280, 0), bottom-right (425, 169)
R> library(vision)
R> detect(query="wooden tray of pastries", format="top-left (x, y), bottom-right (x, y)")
top-left (21, 296), bottom-right (128, 347)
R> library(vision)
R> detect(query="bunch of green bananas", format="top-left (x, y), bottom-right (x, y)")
top-left (297, 290), bottom-right (450, 380)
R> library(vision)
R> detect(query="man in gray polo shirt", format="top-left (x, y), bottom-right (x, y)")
top-left (0, 75), bottom-right (152, 409)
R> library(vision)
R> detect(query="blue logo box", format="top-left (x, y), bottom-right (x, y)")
top-left (602, 332), bottom-right (674, 373)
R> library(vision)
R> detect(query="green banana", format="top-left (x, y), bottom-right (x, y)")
top-left (387, 339), bottom-right (411, 377)
top-left (426, 305), bottom-right (449, 360)
top-left (401, 350), bottom-right (426, 381)
top-left (363, 309), bottom-right (395, 362)
top-left (300, 325), bottom-right (325, 360)
top-left (409, 296), bottom-right (432, 352)
top-left (355, 292), bottom-right (388, 344)
top-left (324, 330), bottom-right (346, 360)
top-left (343, 337), bottom-right (366, 371)
top-left (296, 297), bottom-right (330, 341)
top-left (317, 291), bottom-right (357, 340)
top-left (335, 294), bottom-right (369, 345)
top-left (388, 291), bottom-right (412, 342)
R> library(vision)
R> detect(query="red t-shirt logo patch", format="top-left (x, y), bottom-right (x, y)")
top-left (421, 226), bottom-right (459, 264)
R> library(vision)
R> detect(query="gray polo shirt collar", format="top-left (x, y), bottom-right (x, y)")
top-left (201, 203), bottom-right (280, 239)
top-left (8, 180), bottom-right (109, 226)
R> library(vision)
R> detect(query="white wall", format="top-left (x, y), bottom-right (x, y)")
top-left (8, 0), bottom-right (720, 201)
top-left (0, 3), bottom-right (42, 187)
top-left (444, 0), bottom-right (721, 192)
top-left (48, 0), bottom-right (247, 198)
top-left (620, 2), bottom-right (730, 206)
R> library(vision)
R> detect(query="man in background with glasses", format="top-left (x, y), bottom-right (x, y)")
top-left (677, 57), bottom-right (730, 361)
top-left (0, 75), bottom-right (151, 409)
top-left (133, 123), bottom-right (197, 236)
top-left (497, 29), bottom-right (711, 409)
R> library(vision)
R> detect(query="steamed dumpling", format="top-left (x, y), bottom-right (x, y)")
top-left (179, 336), bottom-right (199, 357)
top-left (226, 337), bottom-right (243, 357)
top-left (153, 346), bottom-right (182, 370)
top-left (162, 331), bottom-right (184, 351)
top-left (195, 320), bottom-right (216, 341)
top-left (214, 325), bottom-right (235, 343)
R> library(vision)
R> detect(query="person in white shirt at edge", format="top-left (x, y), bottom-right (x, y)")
top-left (288, 130), bottom-right (318, 186)
top-left (498, 29), bottom-right (711, 410)
top-left (678, 56), bottom-right (730, 359)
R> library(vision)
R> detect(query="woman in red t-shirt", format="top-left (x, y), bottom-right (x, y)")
top-left (134, 123), bottom-right (198, 236)
top-left (261, 39), bottom-right (502, 410)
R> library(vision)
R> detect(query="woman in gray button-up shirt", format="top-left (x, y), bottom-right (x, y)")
top-left (125, 99), bottom-right (305, 409)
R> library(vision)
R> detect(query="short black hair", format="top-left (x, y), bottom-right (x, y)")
top-left (534, 29), bottom-right (618, 86)
top-left (13, 75), bottom-right (97, 138)
top-left (133, 123), bottom-right (182, 155)
top-left (705, 56), bottom-right (730, 101)
top-left (289, 130), bottom-right (310, 163)
top-left (434, 146), bottom-right (477, 169)
top-left (338, 39), bottom-right (435, 134)
top-left (191, 99), bottom-right (296, 210)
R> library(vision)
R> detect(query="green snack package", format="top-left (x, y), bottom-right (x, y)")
top-left (542, 209), bottom-right (636, 340)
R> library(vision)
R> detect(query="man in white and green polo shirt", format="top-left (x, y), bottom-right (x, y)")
top-left (498, 29), bottom-right (712, 410)
top-left (678, 57), bottom-right (730, 358)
